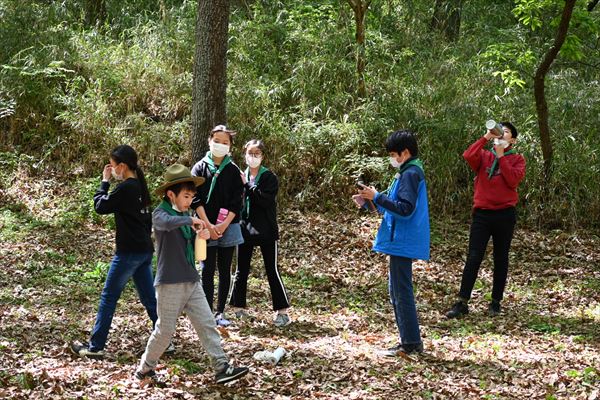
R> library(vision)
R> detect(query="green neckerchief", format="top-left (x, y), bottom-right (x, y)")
top-left (488, 148), bottom-right (516, 179)
top-left (383, 158), bottom-right (425, 195)
top-left (201, 151), bottom-right (232, 204)
top-left (159, 200), bottom-right (195, 268)
top-left (243, 165), bottom-right (268, 219)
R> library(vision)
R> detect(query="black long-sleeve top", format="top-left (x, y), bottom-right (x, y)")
top-left (241, 169), bottom-right (279, 242)
top-left (93, 178), bottom-right (153, 253)
top-left (190, 159), bottom-right (244, 224)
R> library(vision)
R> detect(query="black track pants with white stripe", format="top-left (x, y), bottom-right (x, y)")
top-left (230, 240), bottom-right (290, 311)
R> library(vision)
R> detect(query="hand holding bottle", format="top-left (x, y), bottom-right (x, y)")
top-left (191, 217), bottom-right (206, 232)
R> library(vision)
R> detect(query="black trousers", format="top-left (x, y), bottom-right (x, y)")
top-left (458, 207), bottom-right (516, 302)
top-left (202, 246), bottom-right (235, 313)
top-left (230, 240), bottom-right (290, 311)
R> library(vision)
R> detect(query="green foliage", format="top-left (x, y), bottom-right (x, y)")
top-left (170, 359), bottom-right (203, 374)
top-left (0, 0), bottom-right (599, 228)
top-left (83, 261), bottom-right (110, 282)
top-left (513, 0), bottom-right (555, 31)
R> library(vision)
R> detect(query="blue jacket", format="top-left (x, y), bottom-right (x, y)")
top-left (372, 162), bottom-right (430, 260)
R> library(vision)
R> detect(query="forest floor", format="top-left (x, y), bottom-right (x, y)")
top-left (0, 173), bottom-right (599, 399)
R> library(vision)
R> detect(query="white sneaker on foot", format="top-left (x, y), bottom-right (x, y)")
top-left (273, 313), bottom-right (291, 327)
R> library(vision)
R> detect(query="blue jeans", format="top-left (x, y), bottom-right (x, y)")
top-left (89, 251), bottom-right (158, 351)
top-left (389, 256), bottom-right (422, 345)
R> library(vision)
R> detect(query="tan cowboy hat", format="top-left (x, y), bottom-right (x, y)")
top-left (155, 164), bottom-right (205, 196)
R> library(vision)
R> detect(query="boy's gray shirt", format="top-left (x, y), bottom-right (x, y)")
top-left (153, 207), bottom-right (200, 286)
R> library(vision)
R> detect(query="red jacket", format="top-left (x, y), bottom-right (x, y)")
top-left (463, 137), bottom-right (526, 210)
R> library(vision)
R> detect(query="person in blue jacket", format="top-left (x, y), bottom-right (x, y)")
top-left (355, 129), bottom-right (430, 356)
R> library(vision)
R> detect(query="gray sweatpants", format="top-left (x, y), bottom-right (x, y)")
top-left (138, 282), bottom-right (228, 373)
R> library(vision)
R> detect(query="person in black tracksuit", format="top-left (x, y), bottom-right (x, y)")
top-left (230, 139), bottom-right (291, 327)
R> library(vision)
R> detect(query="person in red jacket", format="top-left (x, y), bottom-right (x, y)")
top-left (446, 122), bottom-right (526, 318)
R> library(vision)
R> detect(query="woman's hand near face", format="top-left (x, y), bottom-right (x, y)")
top-left (102, 164), bottom-right (112, 181)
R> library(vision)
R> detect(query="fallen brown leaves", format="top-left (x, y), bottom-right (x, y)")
top-left (0, 180), bottom-right (599, 399)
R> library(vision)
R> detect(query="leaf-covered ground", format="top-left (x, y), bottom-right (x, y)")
top-left (0, 174), bottom-right (599, 399)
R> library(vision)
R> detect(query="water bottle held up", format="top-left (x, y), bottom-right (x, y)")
top-left (486, 120), bottom-right (503, 137)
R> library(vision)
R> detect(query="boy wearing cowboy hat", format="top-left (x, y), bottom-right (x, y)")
top-left (136, 164), bottom-right (249, 384)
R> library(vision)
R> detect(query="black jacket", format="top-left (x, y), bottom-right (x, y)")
top-left (93, 178), bottom-right (153, 253)
top-left (191, 159), bottom-right (244, 224)
top-left (241, 169), bottom-right (279, 242)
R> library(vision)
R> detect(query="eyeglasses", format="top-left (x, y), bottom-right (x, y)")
top-left (247, 152), bottom-right (263, 157)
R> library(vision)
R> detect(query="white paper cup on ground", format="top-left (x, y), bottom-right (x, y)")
top-left (253, 346), bottom-right (286, 366)
top-left (268, 346), bottom-right (286, 365)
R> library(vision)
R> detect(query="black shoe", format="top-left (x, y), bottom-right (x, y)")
top-left (70, 341), bottom-right (105, 360)
top-left (488, 300), bottom-right (501, 317)
top-left (379, 343), bottom-right (403, 357)
top-left (400, 342), bottom-right (424, 355)
top-left (446, 300), bottom-right (469, 319)
top-left (135, 369), bottom-right (157, 380)
top-left (215, 364), bottom-right (249, 384)
top-left (379, 342), bottom-right (423, 357)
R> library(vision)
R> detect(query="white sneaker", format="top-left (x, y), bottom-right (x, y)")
top-left (273, 313), bottom-right (291, 327)
top-left (215, 313), bottom-right (231, 327)
top-left (164, 341), bottom-right (176, 355)
top-left (234, 309), bottom-right (254, 321)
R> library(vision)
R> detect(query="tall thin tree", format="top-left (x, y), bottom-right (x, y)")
top-left (431, 0), bottom-right (462, 41)
top-left (346, 0), bottom-right (372, 98)
top-left (191, 0), bottom-right (230, 163)
top-left (84, 0), bottom-right (107, 27)
top-left (533, 0), bottom-right (576, 178)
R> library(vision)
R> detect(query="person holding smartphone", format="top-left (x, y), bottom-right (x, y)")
top-left (355, 130), bottom-right (430, 357)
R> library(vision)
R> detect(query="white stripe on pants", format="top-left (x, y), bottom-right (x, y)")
top-left (138, 281), bottom-right (228, 373)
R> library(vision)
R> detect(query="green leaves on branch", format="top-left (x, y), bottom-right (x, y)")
top-left (482, 0), bottom-right (597, 90)
top-left (513, 0), bottom-right (555, 31)
top-left (482, 42), bottom-right (535, 90)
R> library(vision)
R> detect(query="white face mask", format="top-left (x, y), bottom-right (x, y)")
top-left (493, 138), bottom-right (510, 149)
top-left (210, 142), bottom-right (230, 158)
top-left (390, 156), bottom-right (402, 169)
top-left (111, 167), bottom-right (123, 180)
top-left (245, 154), bottom-right (262, 169)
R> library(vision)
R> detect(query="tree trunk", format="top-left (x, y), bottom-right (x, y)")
top-left (85, 0), bottom-right (107, 27)
top-left (346, 0), bottom-right (372, 98)
top-left (191, 0), bottom-right (230, 163)
top-left (431, 0), bottom-right (462, 41)
top-left (533, 0), bottom-right (576, 179)
top-left (159, 0), bottom-right (168, 22)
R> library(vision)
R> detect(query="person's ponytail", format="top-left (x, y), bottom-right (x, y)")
top-left (135, 166), bottom-right (151, 208)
